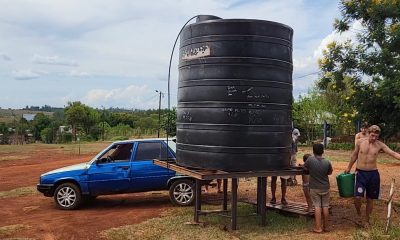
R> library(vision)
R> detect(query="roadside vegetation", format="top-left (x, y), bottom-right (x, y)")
top-left (0, 142), bottom-right (108, 162)
top-left (0, 103), bottom-right (176, 145)
top-left (0, 186), bottom-right (37, 199)
top-left (0, 224), bottom-right (31, 239)
top-left (352, 214), bottom-right (400, 240)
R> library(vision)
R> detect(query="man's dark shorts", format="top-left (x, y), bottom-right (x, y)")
top-left (355, 169), bottom-right (380, 199)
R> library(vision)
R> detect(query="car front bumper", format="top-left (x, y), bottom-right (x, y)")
top-left (37, 184), bottom-right (54, 197)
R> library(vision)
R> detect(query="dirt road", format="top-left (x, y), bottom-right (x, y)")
top-left (0, 144), bottom-right (399, 239)
top-left (0, 145), bottom-right (171, 240)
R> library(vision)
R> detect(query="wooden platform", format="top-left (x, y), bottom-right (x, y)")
top-left (244, 200), bottom-right (314, 216)
top-left (153, 159), bottom-right (308, 230)
top-left (268, 201), bottom-right (314, 216)
top-left (153, 159), bottom-right (306, 180)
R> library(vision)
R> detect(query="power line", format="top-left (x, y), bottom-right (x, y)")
top-left (293, 71), bottom-right (322, 80)
top-left (142, 94), bottom-right (159, 102)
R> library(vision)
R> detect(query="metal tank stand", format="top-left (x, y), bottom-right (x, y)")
top-left (194, 177), bottom-right (265, 230)
top-left (153, 160), bottom-right (304, 230)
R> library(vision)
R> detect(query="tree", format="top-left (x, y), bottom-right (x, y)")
top-left (108, 112), bottom-right (136, 128)
top-left (0, 123), bottom-right (8, 134)
top-left (31, 113), bottom-right (51, 140)
top-left (41, 127), bottom-right (53, 144)
top-left (161, 108), bottom-right (177, 137)
top-left (12, 118), bottom-right (29, 144)
top-left (318, 0), bottom-right (400, 137)
top-left (0, 122), bottom-right (9, 144)
top-left (136, 117), bottom-right (157, 130)
top-left (65, 102), bottom-right (99, 140)
top-left (293, 88), bottom-right (335, 143)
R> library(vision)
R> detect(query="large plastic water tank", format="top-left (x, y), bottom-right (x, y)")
top-left (176, 15), bottom-right (293, 171)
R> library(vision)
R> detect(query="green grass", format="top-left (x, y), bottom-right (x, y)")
top-left (0, 142), bottom-right (108, 158)
top-left (0, 186), bottom-right (38, 199)
top-left (352, 215), bottom-right (400, 240)
top-left (101, 203), bottom-right (311, 240)
top-left (0, 155), bottom-right (30, 162)
top-left (0, 224), bottom-right (31, 238)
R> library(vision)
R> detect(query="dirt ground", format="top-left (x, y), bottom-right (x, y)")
top-left (0, 144), bottom-right (399, 240)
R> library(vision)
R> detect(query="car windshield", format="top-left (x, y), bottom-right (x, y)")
top-left (165, 140), bottom-right (176, 153)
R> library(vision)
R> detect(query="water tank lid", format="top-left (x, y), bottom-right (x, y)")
top-left (196, 15), bottom-right (222, 23)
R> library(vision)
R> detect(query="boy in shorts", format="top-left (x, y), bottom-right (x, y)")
top-left (345, 125), bottom-right (400, 226)
top-left (303, 143), bottom-right (333, 233)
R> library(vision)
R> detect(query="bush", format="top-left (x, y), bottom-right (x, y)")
top-left (107, 124), bottom-right (134, 140)
top-left (58, 132), bottom-right (73, 143)
top-left (111, 136), bottom-right (128, 141)
top-left (77, 135), bottom-right (95, 142)
top-left (388, 143), bottom-right (400, 152)
top-left (327, 142), bottom-right (399, 151)
top-left (331, 135), bottom-right (354, 143)
top-left (326, 142), bottom-right (354, 150)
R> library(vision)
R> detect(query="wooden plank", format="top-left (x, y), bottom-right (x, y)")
top-left (153, 159), bottom-right (307, 180)
top-left (198, 209), bottom-right (230, 216)
top-left (266, 202), bottom-right (314, 216)
top-left (243, 199), bottom-right (314, 216)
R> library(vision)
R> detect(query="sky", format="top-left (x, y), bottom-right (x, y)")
top-left (0, 0), bottom-right (355, 110)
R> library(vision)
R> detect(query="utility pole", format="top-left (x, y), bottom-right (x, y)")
top-left (101, 106), bottom-right (105, 141)
top-left (155, 90), bottom-right (164, 138)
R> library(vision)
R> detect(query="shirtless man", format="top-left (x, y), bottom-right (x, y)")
top-left (345, 125), bottom-right (400, 226)
top-left (354, 122), bottom-right (369, 144)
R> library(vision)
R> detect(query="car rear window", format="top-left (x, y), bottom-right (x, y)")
top-left (134, 142), bottom-right (172, 161)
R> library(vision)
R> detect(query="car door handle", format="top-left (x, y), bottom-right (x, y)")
top-left (118, 166), bottom-right (130, 170)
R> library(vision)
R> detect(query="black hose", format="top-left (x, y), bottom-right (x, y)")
top-left (166, 15), bottom-right (199, 159)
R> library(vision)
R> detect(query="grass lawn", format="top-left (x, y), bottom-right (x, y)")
top-left (101, 202), bottom-right (400, 240)
top-left (101, 203), bottom-right (312, 240)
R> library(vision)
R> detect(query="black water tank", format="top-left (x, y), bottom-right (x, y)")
top-left (176, 15), bottom-right (293, 171)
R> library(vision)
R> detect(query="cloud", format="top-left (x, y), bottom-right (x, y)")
top-left (32, 54), bottom-right (79, 67)
top-left (82, 85), bottom-right (158, 108)
top-left (69, 70), bottom-right (90, 77)
top-left (0, 0), bottom-right (342, 108)
top-left (293, 57), bottom-right (315, 70)
top-left (0, 52), bottom-right (11, 61)
top-left (291, 21), bottom-right (364, 97)
top-left (313, 20), bottom-right (363, 60)
top-left (12, 69), bottom-right (42, 80)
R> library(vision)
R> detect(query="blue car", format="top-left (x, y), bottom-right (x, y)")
top-left (37, 138), bottom-right (195, 210)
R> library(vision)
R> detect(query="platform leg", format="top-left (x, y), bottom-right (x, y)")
top-left (223, 178), bottom-right (228, 211)
top-left (231, 178), bottom-right (238, 230)
top-left (256, 177), bottom-right (261, 214)
top-left (194, 179), bottom-right (202, 223)
top-left (260, 177), bottom-right (267, 226)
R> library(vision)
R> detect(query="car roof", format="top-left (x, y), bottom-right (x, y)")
top-left (113, 138), bottom-right (175, 144)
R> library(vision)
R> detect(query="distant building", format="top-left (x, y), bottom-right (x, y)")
top-left (59, 126), bottom-right (72, 133)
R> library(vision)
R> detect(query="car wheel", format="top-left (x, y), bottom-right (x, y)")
top-left (54, 183), bottom-right (82, 210)
top-left (169, 179), bottom-right (194, 206)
